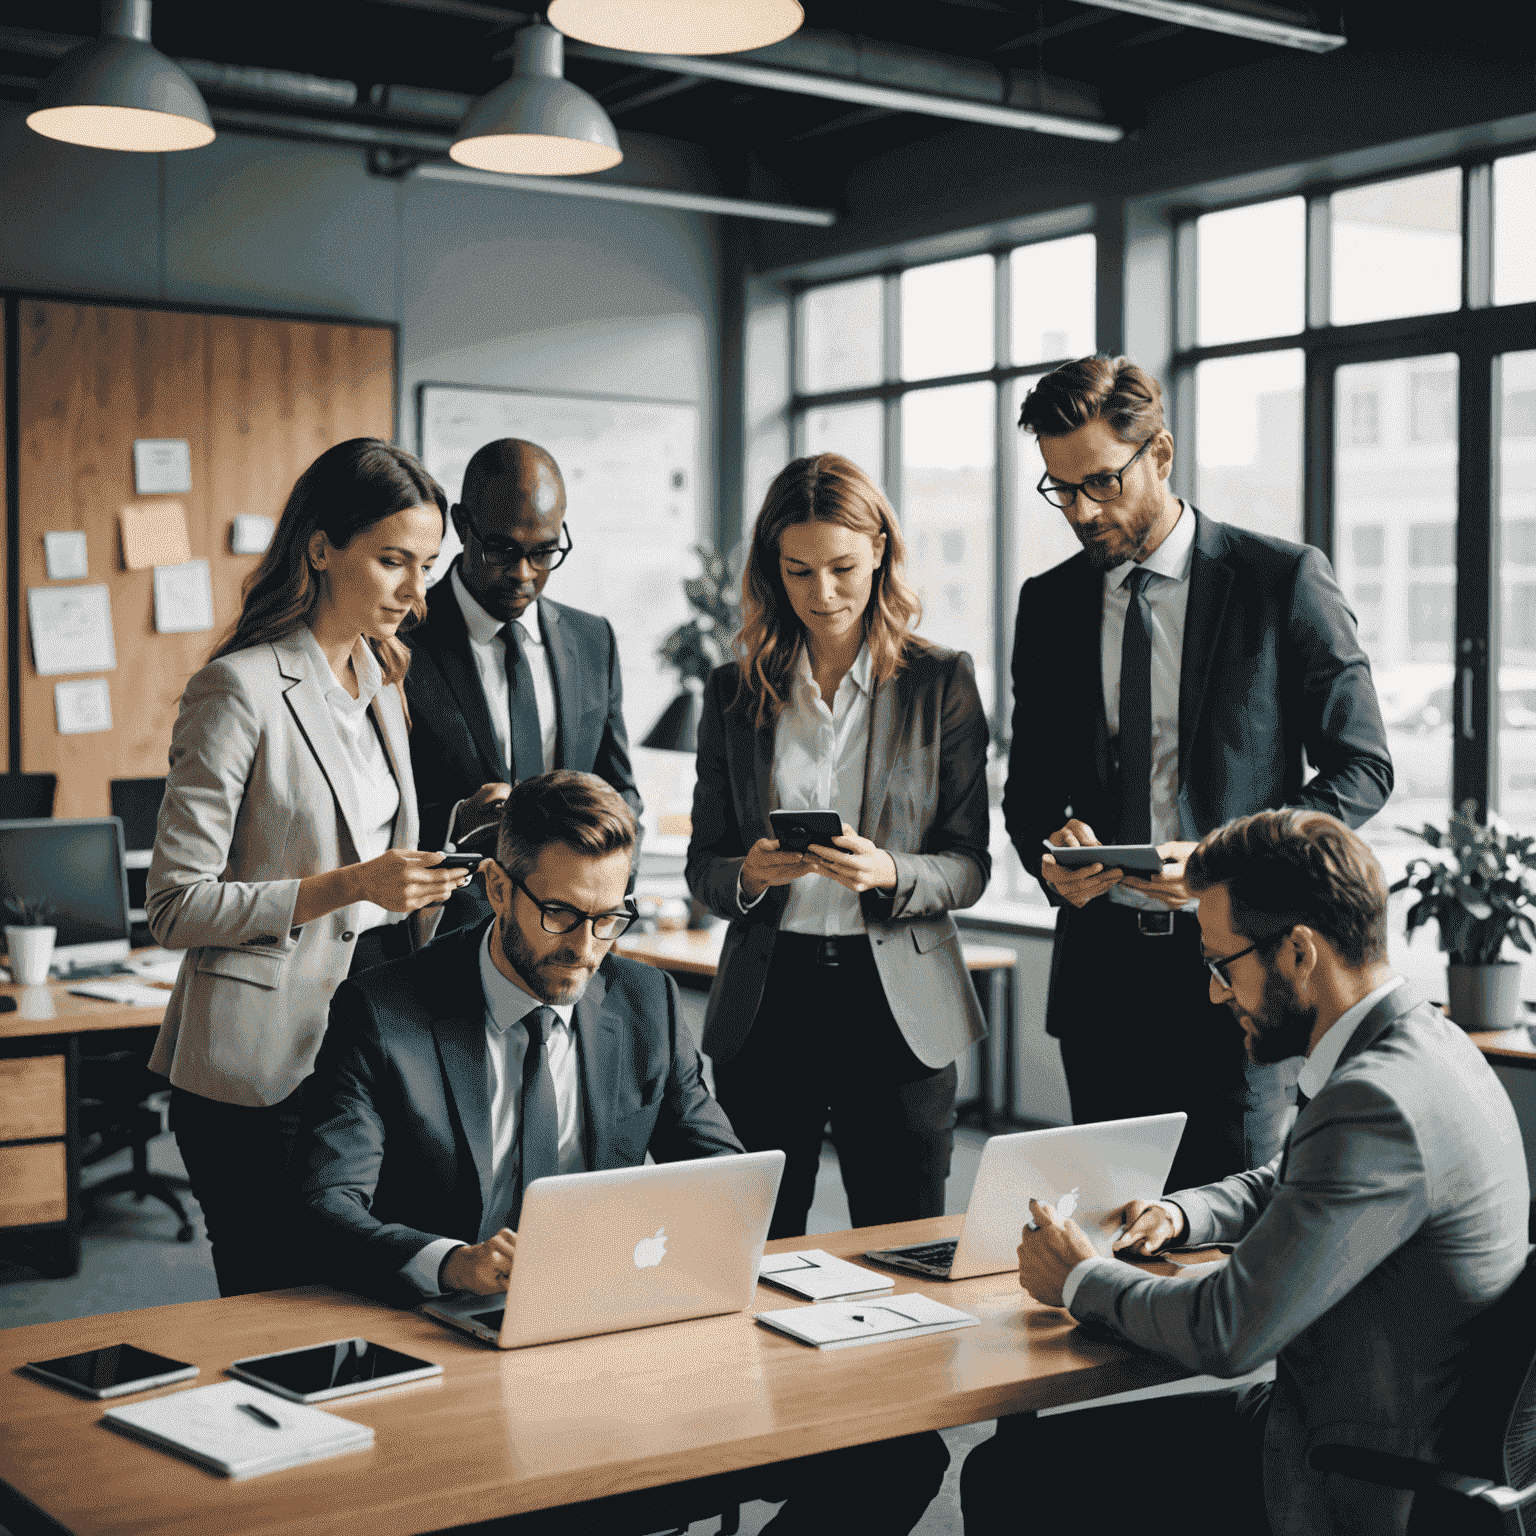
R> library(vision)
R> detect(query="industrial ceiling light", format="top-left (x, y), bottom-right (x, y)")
top-left (26, 0), bottom-right (214, 152)
top-left (451, 24), bottom-right (621, 176)
top-left (547, 0), bottom-right (804, 55)
top-left (1083, 0), bottom-right (1345, 52)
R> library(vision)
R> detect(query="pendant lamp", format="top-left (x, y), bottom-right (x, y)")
top-left (547, 0), bottom-right (804, 55)
top-left (451, 25), bottom-right (621, 177)
top-left (27, 0), bottom-right (214, 153)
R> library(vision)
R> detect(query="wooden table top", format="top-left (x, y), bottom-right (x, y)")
top-left (616, 928), bottom-right (1016, 977)
top-left (1470, 1025), bottom-right (1536, 1067)
top-left (0, 1217), bottom-right (1203, 1536)
top-left (0, 972), bottom-right (169, 1041)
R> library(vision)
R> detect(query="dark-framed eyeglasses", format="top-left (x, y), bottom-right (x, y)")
top-left (1036, 437), bottom-right (1154, 509)
top-left (463, 517), bottom-right (573, 573)
top-left (1202, 929), bottom-right (1291, 989)
top-left (502, 867), bottom-right (636, 940)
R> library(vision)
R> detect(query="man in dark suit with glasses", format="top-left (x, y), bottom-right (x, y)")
top-left (404, 438), bottom-right (643, 877)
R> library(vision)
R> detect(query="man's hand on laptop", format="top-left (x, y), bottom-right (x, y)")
top-left (1110, 1199), bottom-right (1187, 1258)
top-left (441, 1229), bottom-right (517, 1294)
top-left (1016, 1198), bottom-right (1097, 1309)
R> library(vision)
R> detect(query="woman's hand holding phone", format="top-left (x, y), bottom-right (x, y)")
top-left (354, 849), bottom-right (470, 913)
top-left (739, 838), bottom-right (810, 900)
top-left (805, 825), bottom-right (898, 894)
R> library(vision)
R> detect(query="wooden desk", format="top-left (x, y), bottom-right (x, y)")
top-left (615, 929), bottom-right (1020, 1127)
top-left (1471, 1025), bottom-right (1536, 1069)
top-left (0, 1217), bottom-right (1203, 1536)
top-left (1, 971), bottom-right (169, 1279)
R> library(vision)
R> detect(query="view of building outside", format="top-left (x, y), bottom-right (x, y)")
top-left (1498, 348), bottom-right (1536, 829)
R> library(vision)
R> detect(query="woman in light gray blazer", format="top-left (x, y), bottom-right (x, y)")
top-left (687, 454), bottom-right (992, 1239)
top-left (147, 439), bottom-right (470, 1296)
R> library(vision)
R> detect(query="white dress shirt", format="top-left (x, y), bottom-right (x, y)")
top-left (744, 643), bottom-right (873, 936)
top-left (1060, 973), bottom-right (1408, 1315)
top-left (1101, 501), bottom-right (1196, 911)
top-left (299, 626), bottom-right (400, 935)
top-left (405, 925), bottom-right (586, 1295)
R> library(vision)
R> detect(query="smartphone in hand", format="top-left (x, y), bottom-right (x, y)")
top-left (770, 809), bottom-right (844, 853)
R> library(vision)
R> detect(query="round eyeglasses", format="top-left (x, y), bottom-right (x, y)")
top-left (502, 867), bottom-right (636, 940)
top-left (1036, 437), bottom-right (1154, 509)
top-left (464, 517), bottom-right (574, 573)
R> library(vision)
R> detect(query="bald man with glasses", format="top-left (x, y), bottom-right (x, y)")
top-left (403, 437), bottom-right (642, 870)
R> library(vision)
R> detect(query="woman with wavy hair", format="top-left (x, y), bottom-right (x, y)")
top-left (686, 453), bottom-right (992, 1238)
top-left (147, 437), bottom-right (470, 1295)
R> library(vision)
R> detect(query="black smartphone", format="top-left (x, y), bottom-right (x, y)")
top-left (437, 852), bottom-right (488, 871)
top-left (22, 1344), bottom-right (198, 1399)
top-left (769, 809), bottom-right (845, 853)
top-left (1042, 841), bottom-right (1168, 875)
top-left (228, 1339), bottom-right (441, 1405)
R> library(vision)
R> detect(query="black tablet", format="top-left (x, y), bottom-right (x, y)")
top-left (769, 809), bottom-right (844, 852)
top-left (228, 1339), bottom-right (442, 1405)
top-left (22, 1344), bottom-right (198, 1399)
top-left (1042, 842), bottom-right (1168, 875)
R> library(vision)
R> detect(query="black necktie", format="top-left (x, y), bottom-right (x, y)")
top-left (500, 620), bottom-right (543, 783)
top-left (1117, 566), bottom-right (1155, 845)
top-left (510, 1006), bottom-right (561, 1230)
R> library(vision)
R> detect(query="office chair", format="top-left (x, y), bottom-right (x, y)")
top-left (0, 773), bottom-right (56, 819)
top-left (78, 1028), bottom-right (196, 1244)
top-left (1310, 1244), bottom-right (1536, 1534)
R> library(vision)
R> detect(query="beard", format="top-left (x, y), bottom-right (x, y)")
top-left (1235, 961), bottom-right (1317, 1065)
top-left (498, 919), bottom-right (596, 1005)
top-left (1077, 503), bottom-right (1161, 571)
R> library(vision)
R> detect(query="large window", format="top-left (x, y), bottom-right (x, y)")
top-left (792, 232), bottom-right (1097, 906)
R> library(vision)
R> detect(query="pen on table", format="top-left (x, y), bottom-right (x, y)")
top-left (238, 1401), bottom-right (281, 1429)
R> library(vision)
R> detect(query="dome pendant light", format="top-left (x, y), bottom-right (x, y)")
top-left (27, 0), bottom-right (214, 153)
top-left (547, 0), bottom-right (804, 55)
top-left (451, 24), bottom-right (622, 177)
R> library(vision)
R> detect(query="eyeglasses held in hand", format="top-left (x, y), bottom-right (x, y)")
top-left (501, 867), bottom-right (636, 940)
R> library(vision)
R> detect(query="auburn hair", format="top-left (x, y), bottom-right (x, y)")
top-left (1018, 355), bottom-right (1166, 445)
top-left (210, 438), bottom-right (446, 689)
top-left (735, 454), bottom-right (924, 727)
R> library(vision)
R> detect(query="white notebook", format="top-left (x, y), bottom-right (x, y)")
top-left (102, 1380), bottom-right (374, 1479)
top-left (756, 1294), bottom-right (979, 1350)
top-left (758, 1249), bottom-right (895, 1302)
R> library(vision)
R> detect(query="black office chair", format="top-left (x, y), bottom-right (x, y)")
top-left (1310, 1244), bottom-right (1536, 1534)
top-left (78, 1028), bottom-right (196, 1243)
top-left (0, 773), bottom-right (56, 819)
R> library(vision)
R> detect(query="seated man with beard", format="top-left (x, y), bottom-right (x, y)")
top-left (960, 808), bottom-right (1529, 1536)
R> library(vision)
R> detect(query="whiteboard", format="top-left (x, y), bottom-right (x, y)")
top-left (416, 383), bottom-right (701, 748)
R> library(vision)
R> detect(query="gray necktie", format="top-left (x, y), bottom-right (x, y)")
top-left (500, 620), bottom-right (543, 783)
top-left (510, 1006), bottom-right (561, 1230)
top-left (1117, 566), bottom-right (1155, 845)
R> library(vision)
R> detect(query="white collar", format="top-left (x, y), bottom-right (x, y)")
top-left (793, 640), bottom-right (872, 702)
top-left (1296, 975), bottom-right (1406, 1099)
top-left (477, 924), bottom-right (576, 1036)
top-left (299, 624), bottom-right (383, 711)
top-left (451, 563), bottom-right (542, 649)
top-left (1108, 500), bottom-right (1196, 592)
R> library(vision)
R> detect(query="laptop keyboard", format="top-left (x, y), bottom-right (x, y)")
top-left (895, 1241), bottom-right (958, 1268)
top-left (472, 1308), bottom-right (506, 1331)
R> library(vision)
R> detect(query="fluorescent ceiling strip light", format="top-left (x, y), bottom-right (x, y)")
top-left (1082, 0), bottom-right (1345, 51)
top-left (563, 42), bottom-right (1123, 142)
top-left (415, 161), bottom-right (838, 225)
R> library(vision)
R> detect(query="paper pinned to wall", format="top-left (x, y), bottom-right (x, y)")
top-left (54, 677), bottom-right (113, 736)
top-left (121, 502), bottom-right (192, 570)
top-left (43, 530), bottom-right (89, 580)
top-left (230, 514), bottom-right (274, 555)
top-left (27, 584), bottom-right (117, 675)
top-left (153, 559), bottom-right (215, 634)
top-left (133, 438), bottom-right (193, 495)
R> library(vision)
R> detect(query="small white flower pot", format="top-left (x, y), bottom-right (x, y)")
top-left (4, 925), bottom-right (57, 986)
top-left (1446, 961), bottom-right (1524, 1032)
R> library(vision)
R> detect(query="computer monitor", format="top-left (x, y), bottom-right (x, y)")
top-left (0, 817), bottom-right (131, 973)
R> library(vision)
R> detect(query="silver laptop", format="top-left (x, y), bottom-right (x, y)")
top-left (864, 1113), bottom-right (1187, 1281)
top-left (422, 1150), bottom-right (785, 1349)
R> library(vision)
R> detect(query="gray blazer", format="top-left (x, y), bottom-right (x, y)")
top-left (686, 644), bottom-right (992, 1069)
top-left (1069, 985), bottom-right (1530, 1536)
top-left (147, 632), bottom-right (431, 1107)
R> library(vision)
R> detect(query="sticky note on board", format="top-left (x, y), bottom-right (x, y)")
top-left (132, 438), bottom-right (192, 495)
top-left (43, 530), bottom-right (89, 580)
top-left (55, 677), bottom-right (113, 735)
top-left (121, 502), bottom-right (192, 570)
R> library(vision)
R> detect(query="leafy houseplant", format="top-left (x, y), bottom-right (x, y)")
top-left (3, 894), bottom-right (58, 986)
top-left (1391, 810), bottom-right (1536, 1030)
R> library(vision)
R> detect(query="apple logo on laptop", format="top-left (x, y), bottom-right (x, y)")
top-left (633, 1227), bottom-right (668, 1269)
top-left (1056, 1187), bottom-right (1081, 1222)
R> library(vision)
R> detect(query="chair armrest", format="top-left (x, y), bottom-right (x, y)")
top-left (1309, 1445), bottom-right (1536, 1511)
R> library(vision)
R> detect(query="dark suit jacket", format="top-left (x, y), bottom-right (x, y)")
top-left (1003, 509), bottom-right (1393, 1033)
top-left (1069, 985), bottom-right (1529, 1536)
top-left (686, 644), bottom-right (991, 1069)
top-left (294, 919), bottom-right (743, 1307)
top-left (403, 566), bottom-right (643, 849)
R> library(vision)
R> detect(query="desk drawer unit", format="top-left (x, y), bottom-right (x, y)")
top-left (0, 1040), bottom-right (79, 1274)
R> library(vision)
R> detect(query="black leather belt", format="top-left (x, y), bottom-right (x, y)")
top-left (1136, 909), bottom-right (1175, 937)
top-left (776, 932), bottom-right (864, 967)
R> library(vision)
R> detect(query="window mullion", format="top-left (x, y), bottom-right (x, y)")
top-left (993, 250), bottom-right (1014, 739)
top-left (1465, 161), bottom-right (1493, 312)
top-left (1453, 346), bottom-right (1495, 819)
top-left (882, 271), bottom-right (902, 511)
top-left (1306, 194), bottom-right (1331, 331)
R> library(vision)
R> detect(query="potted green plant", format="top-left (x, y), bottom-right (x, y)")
top-left (1391, 808), bottom-right (1536, 1031)
top-left (3, 895), bottom-right (57, 987)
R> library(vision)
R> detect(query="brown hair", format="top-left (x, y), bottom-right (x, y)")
top-left (1018, 355), bottom-right (1166, 445)
top-left (496, 770), bottom-right (637, 881)
top-left (210, 438), bottom-right (447, 688)
top-left (1186, 809), bottom-right (1389, 966)
top-left (735, 453), bottom-right (923, 726)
